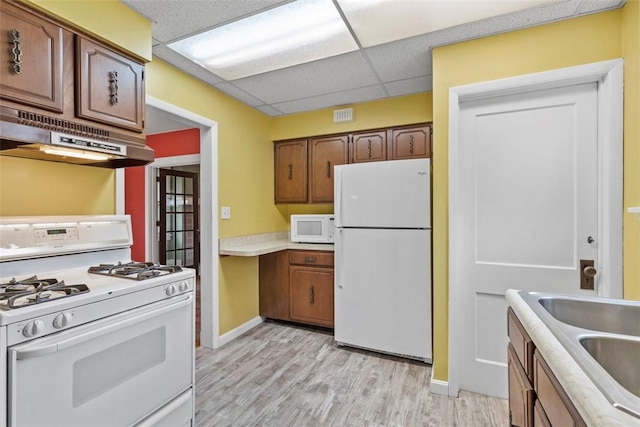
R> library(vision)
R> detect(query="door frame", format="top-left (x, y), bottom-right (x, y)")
top-left (447, 59), bottom-right (623, 398)
top-left (145, 96), bottom-right (219, 350)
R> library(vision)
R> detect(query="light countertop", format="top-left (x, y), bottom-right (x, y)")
top-left (219, 232), bottom-right (334, 257)
top-left (506, 289), bottom-right (640, 426)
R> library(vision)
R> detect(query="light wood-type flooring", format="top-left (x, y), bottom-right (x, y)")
top-left (195, 321), bottom-right (508, 426)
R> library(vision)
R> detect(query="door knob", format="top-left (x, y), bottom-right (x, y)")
top-left (583, 265), bottom-right (597, 278)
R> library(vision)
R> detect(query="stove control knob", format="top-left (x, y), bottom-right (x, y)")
top-left (166, 284), bottom-right (177, 296)
top-left (53, 312), bottom-right (73, 329)
top-left (22, 320), bottom-right (45, 338)
top-left (178, 281), bottom-right (189, 292)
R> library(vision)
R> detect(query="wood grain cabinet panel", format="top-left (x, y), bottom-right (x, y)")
top-left (274, 140), bottom-right (308, 203)
top-left (259, 251), bottom-right (291, 321)
top-left (308, 135), bottom-right (348, 203)
top-left (289, 265), bottom-right (334, 327)
top-left (352, 130), bottom-right (387, 163)
top-left (76, 37), bottom-right (144, 132)
top-left (508, 343), bottom-right (534, 427)
top-left (389, 124), bottom-right (431, 160)
top-left (0, 2), bottom-right (64, 112)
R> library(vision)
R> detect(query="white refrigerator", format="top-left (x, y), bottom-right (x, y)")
top-left (334, 158), bottom-right (432, 363)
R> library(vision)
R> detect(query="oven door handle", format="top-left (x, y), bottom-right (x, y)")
top-left (14, 294), bottom-right (193, 361)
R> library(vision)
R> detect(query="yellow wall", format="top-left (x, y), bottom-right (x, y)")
top-left (20, 0), bottom-right (152, 61)
top-left (431, 7), bottom-right (636, 382)
top-left (622, 0), bottom-right (640, 300)
top-left (0, 157), bottom-right (115, 215)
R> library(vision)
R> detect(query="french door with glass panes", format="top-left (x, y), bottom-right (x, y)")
top-left (158, 169), bottom-right (199, 271)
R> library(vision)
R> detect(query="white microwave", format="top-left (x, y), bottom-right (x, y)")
top-left (290, 214), bottom-right (335, 243)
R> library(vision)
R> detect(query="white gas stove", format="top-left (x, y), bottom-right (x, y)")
top-left (0, 215), bottom-right (196, 427)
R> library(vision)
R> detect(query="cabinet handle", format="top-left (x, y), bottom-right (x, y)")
top-left (10, 29), bottom-right (22, 74)
top-left (326, 161), bottom-right (331, 178)
top-left (309, 285), bottom-right (315, 305)
top-left (109, 70), bottom-right (119, 105)
top-left (288, 163), bottom-right (293, 179)
top-left (303, 256), bottom-right (317, 263)
top-left (409, 135), bottom-right (414, 154)
top-left (367, 139), bottom-right (372, 158)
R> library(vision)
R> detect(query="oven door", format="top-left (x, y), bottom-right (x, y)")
top-left (8, 293), bottom-right (193, 427)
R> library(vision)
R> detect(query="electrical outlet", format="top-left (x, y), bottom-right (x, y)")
top-left (221, 206), bottom-right (231, 220)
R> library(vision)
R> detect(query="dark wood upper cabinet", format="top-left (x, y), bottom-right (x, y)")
top-left (76, 37), bottom-right (144, 132)
top-left (389, 124), bottom-right (431, 160)
top-left (352, 130), bottom-right (387, 163)
top-left (274, 139), bottom-right (308, 203)
top-left (0, 2), bottom-right (64, 112)
top-left (308, 135), bottom-right (349, 203)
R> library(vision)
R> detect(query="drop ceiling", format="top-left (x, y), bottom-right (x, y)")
top-left (122, 0), bottom-right (624, 120)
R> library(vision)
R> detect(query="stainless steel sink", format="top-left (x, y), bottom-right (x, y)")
top-left (538, 297), bottom-right (640, 336)
top-left (580, 336), bottom-right (640, 398)
top-left (519, 292), bottom-right (640, 419)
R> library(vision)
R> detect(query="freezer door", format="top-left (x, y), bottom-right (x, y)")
top-left (334, 158), bottom-right (430, 228)
top-left (334, 228), bottom-right (432, 361)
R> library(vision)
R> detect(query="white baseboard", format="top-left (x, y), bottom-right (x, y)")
top-left (218, 316), bottom-right (263, 347)
top-left (430, 371), bottom-right (451, 396)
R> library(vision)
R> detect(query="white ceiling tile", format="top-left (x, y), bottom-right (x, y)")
top-left (212, 82), bottom-right (265, 107)
top-left (121, 0), bottom-right (290, 43)
top-left (232, 52), bottom-right (380, 104)
top-left (384, 76), bottom-right (432, 97)
top-left (365, 37), bottom-right (432, 82)
top-left (271, 85), bottom-right (387, 115)
top-left (153, 45), bottom-right (223, 86)
top-left (255, 105), bottom-right (284, 117)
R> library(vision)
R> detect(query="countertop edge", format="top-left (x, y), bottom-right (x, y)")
top-left (218, 235), bottom-right (334, 257)
top-left (506, 289), bottom-right (640, 426)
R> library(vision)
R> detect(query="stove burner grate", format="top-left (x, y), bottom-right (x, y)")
top-left (88, 261), bottom-right (182, 281)
top-left (0, 276), bottom-right (89, 309)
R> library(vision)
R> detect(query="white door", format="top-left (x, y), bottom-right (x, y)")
top-left (456, 83), bottom-right (599, 398)
top-left (334, 158), bottom-right (430, 228)
top-left (334, 228), bottom-right (432, 361)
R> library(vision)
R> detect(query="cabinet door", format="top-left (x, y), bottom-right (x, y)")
top-left (533, 350), bottom-right (585, 427)
top-left (76, 37), bottom-right (144, 132)
top-left (0, 2), bottom-right (64, 112)
top-left (352, 130), bottom-right (386, 163)
top-left (309, 135), bottom-right (348, 203)
top-left (508, 343), bottom-right (534, 427)
top-left (259, 251), bottom-right (290, 321)
top-left (274, 140), bottom-right (307, 203)
top-left (290, 266), bottom-right (334, 327)
top-left (389, 124), bottom-right (431, 160)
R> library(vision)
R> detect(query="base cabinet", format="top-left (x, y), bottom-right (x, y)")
top-left (259, 250), bottom-right (334, 328)
top-left (507, 308), bottom-right (586, 427)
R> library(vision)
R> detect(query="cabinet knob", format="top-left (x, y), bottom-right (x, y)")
top-left (367, 139), bottom-right (372, 158)
top-left (326, 161), bottom-right (331, 178)
top-left (109, 70), bottom-right (119, 105)
top-left (309, 285), bottom-right (315, 305)
top-left (303, 256), bottom-right (317, 263)
top-left (409, 135), bottom-right (415, 154)
top-left (288, 163), bottom-right (293, 180)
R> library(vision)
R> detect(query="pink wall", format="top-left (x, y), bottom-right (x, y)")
top-left (125, 128), bottom-right (200, 261)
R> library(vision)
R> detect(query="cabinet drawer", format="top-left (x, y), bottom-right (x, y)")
top-left (289, 250), bottom-right (334, 267)
top-left (508, 308), bottom-right (534, 381)
top-left (533, 350), bottom-right (585, 427)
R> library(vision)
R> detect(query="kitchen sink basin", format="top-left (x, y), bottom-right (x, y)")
top-left (538, 297), bottom-right (640, 336)
top-left (580, 336), bottom-right (640, 398)
top-left (518, 291), bottom-right (640, 419)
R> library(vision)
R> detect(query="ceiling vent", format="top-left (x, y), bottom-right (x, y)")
top-left (333, 107), bottom-right (354, 123)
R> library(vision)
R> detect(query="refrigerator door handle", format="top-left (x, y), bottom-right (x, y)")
top-left (335, 228), bottom-right (344, 289)
top-left (335, 167), bottom-right (343, 227)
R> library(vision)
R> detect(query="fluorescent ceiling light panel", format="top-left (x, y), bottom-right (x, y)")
top-left (337, 0), bottom-right (563, 47)
top-left (168, 0), bottom-right (359, 80)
